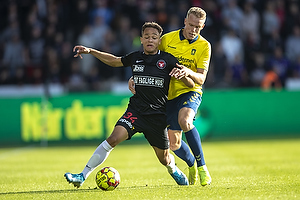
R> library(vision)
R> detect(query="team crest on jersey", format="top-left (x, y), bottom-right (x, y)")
top-left (156, 59), bottom-right (166, 69)
top-left (191, 49), bottom-right (196, 55)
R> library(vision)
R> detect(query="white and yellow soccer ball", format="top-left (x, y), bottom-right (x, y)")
top-left (95, 167), bottom-right (120, 191)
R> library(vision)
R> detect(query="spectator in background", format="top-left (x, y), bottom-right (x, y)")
top-left (0, 19), bottom-right (20, 44)
top-left (290, 55), bottom-right (300, 78)
top-left (282, 1), bottom-right (300, 38)
top-left (285, 25), bottom-right (300, 63)
top-left (267, 46), bottom-right (291, 86)
top-left (2, 33), bottom-right (26, 76)
top-left (274, 0), bottom-right (286, 32)
top-left (165, 14), bottom-right (180, 33)
top-left (221, 0), bottom-right (244, 36)
top-left (69, 0), bottom-right (90, 44)
top-left (60, 41), bottom-right (73, 84)
top-left (262, 1), bottom-right (280, 39)
top-left (0, 67), bottom-right (11, 85)
top-left (115, 16), bottom-right (134, 81)
top-left (77, 25), bottom-right (96, 75)
top-left (91, 15), bottom-right (109, 49)
top-left (90, 0), bottom-right (113, 26)
top-left (154, 0), bottom-right (168, 29)
top-left (67, 59), bottom-right (86, 92)
top-left (117, 0), bottom-right (143, 29)
top-left (85, 65), bottom-right (101, 91)
top-left (261, 66), bottom-right (282, 90)
top-left (224, 54), bottom-right (249, 87)
top-left (240, 1), bottom-right (260, 44)
top-left (199, 0), bottom-right (222, 45)
top-left (1, 0), bottom-right (300, 91)
top-left (220, 28), bottom-right (244, 65)
top-left (210, 41), bottom-right (228, 88)
top-left (45, 47), bottom-right (61, 84)
top-left (11, 67), bottom-right (27, 85)
top-left (30, 67), bottom-right (43, 85)
top-left (249, 52), bottom-right (267, 87)
top-left (26, 26), bottom-right (45, 68)
top-left (263, 28), bottom-right (283, 55)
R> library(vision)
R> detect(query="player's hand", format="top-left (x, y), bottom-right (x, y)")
top-left (169, 63), bottom-right (190, 79)
top-left (73, 45), bottom-right (91, 59)
top-left (128, 76), bottom-right (136, 94)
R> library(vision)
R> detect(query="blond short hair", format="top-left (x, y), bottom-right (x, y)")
top-left (186, 7), bottom-right (206, 20)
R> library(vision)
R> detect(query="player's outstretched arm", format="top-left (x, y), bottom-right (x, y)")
top-left (73, 45), bottom-right (123, 67)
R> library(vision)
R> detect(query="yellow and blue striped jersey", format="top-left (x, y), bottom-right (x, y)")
top-left (159, 29), bottom-right (211, 100)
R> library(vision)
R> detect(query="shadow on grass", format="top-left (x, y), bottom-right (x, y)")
top-left (0, 185), bottom-right (179, 195)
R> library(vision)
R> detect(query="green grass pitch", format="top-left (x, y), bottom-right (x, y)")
top-left (0, 138), bottom-right (299, 199)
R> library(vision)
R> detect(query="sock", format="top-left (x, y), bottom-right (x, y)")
top-left (173, 140), bottom-right (195, 167)
top-left (166, 153), bottom-right (176, 174)
top-left (81, 140), bottom-right (113, 179)
top-left (185, 127), bottom-right (205, 167)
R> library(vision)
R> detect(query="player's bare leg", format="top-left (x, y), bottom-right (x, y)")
top-left (64, 126), bottom-right (128, 188)
top-left (168, 129), bottom-right (197, 185)
top-left (179, 107), bottom-right (211, 186)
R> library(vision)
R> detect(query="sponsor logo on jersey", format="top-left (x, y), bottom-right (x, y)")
top-left (133, 75), bottom-right (164, 88)
top-left (176, 56), bottom-right (194, 64)
top-left (133, 64), bottom-right (145, 72)
top-left (156, 59), bottom-right (166, 69)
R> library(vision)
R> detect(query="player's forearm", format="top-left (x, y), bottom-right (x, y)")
top-left (188, 70), bottom-right (207, 85)
top-left (181, 76), bottom-right (195, 88)
top-left (89, 48), bottom-right (123, 67)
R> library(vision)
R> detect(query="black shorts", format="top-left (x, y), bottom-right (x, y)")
top-left (115, 107), bottom-right (169, 150)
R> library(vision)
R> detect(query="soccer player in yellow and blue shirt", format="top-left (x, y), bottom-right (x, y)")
top-left (128, 7), bottom-right (212, 186)
top-left (160, 7), bottom-right (212, 186)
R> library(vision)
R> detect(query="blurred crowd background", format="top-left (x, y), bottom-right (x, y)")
top-left (1, 0), bottom-right (300, 92)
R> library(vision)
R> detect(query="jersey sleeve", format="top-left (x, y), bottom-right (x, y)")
top-left (197, 41), bottom-right (211, 71)
top-left (121, 52), bottom-right (135, 67)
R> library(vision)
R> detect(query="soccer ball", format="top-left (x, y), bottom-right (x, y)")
top-left (95, 167), bottom-right (120, 191)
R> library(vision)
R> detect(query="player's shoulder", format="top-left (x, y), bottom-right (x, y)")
top-left (123, 50), bottom-right (142, 58)
top-left (198, 35), bottom-right (211, 46)
top-left (159, 50), bottom-right (176, 59)
top-left (162, 29), bottom-right (180, 39)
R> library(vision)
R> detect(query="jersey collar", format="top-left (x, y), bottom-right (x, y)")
top-left (179, 28), bottom-right (198, 44)
top-left (142, 50), bottom-right (161, 55)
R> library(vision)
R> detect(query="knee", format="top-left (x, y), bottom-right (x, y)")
top-left (178, 118), bottom-right (193, 132)
top-left (168, 131), bottom-right (182, 151)
top-left (106, 134), bottom-right (121, 147)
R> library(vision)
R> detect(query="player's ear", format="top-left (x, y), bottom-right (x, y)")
top-left (201, 23), bottom-right (205, 30)
top-left (140, 37), bottom-right (143, 44)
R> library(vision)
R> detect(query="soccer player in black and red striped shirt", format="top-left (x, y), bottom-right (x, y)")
top-left (64, 22), bottom-right (193, 188)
